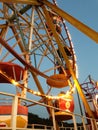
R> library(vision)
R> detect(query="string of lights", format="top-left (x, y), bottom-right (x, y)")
top-left (0, 70), bottom-right (61, 100)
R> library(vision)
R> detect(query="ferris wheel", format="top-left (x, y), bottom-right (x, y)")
top-left (0, 0), bottom-right (98, 128)
top-left (0, 1), bottom-right (77, 100)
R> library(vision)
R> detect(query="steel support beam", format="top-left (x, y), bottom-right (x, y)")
top-left (39, 0), bottom-right (98, 43)
top-left (0, 0), bottom-right (41, 5)
top-left (42, 5), bottom-right (95, 120)
top-left (1, 0), bottom-right (98, 43)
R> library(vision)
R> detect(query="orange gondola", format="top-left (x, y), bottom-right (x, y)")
top-left (53, 92), bottom-right (74, 121)
top-left (0, 104), bottom-right (28, 128)
top-left (46, 74), bottom-right (68, 88)
top-left (0, 62), bottom-right (28, 128)
top-left (0, 62), bottom-right (25, 83)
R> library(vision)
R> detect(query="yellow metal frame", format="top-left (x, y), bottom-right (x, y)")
top-left (40, 0), bottom-right (98, 43)
top-left (0, 0), bottom-right (97, 120)
top-left (41, 5), bottom-right (95, 119)
top-left (0, 0), bottom-right (40, 5)
top-left (1, 0), bottom-right (97, 42)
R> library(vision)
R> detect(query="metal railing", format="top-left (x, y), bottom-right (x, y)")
top-left (0, 91), bottom-right (98, 130)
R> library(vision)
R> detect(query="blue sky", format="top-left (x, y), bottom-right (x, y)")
top-left (0, 0), bottom-right (98, 119)
top-left (30, 0), bottom-right (98, 119)
top-left (29, 0), bottom-right (98, 118)
top-left (56, 0), bottom-right (98, 83)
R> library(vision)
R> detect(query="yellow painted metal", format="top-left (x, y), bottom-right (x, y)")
top-left (40, 0), bottom-right (98, 43)
top-left (0, 0), bottom-right (96, 120)
top-left (0, 0), bottom-right (40, 5)
top-left (42, 5), bottom-right (95, 119)
top-left (1, 0), bottom-right (98, 42)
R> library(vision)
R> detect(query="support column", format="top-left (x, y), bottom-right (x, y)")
top-left (51, 108), bottom-right (56, 130)
top-left (11, 95), bottom-right (18, 130)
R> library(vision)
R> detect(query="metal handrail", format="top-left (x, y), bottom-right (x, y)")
top-left (0, 91), bottom-right (98, 130)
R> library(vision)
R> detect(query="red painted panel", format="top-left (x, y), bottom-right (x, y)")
top-left (0, 105), bottom-right (28, 115)
top-left (0, 62), bottom-right (25, 83)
